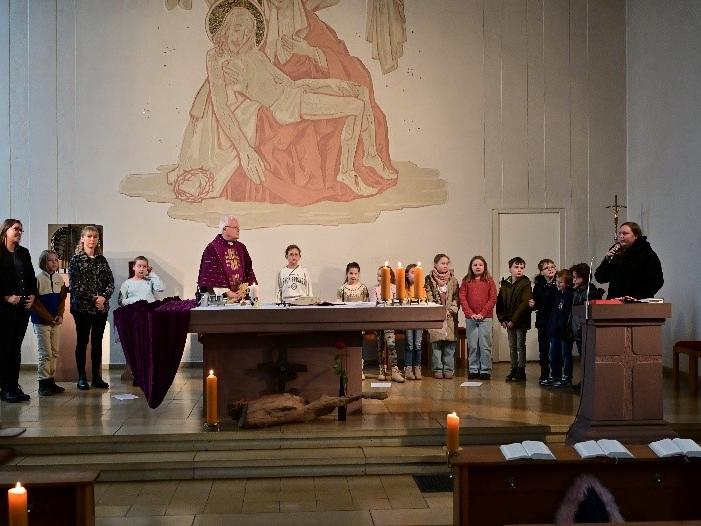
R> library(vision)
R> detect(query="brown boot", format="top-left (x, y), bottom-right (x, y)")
top-left (390, 366), bottom-right (405, 383)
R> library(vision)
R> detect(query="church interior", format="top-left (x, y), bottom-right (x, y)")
top-left (1, 0), bottom-right (701, 525)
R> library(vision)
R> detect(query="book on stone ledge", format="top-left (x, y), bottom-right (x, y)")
top-left (649, 438), bottom-right (701, 458)
top-left (500, 441), bottom-right (555, 461)
top-left (574, 439), bottom-right (634, 459)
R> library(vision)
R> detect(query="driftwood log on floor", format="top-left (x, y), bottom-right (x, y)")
top-left (228, 391), bottom-right (389, 428)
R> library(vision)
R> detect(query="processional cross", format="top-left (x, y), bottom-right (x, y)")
top-left (605, 194), bottom-right (627, 240)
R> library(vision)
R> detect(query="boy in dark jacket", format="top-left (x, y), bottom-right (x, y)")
top-left (569, 263), bottom-right (604, 356)
top-left (543, 269), bottom-right (575, 387)
top-left (496, 257), bottom-right (532, 382)
top-left (530, 259), bottom-right (558, 385)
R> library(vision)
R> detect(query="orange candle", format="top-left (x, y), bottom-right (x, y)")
top-left (413, 263), bottom-right (425, 300)
top-left (395, 262), bottom-right (406, 301)
top-left (446, 412), bottom-right (460, 453)
top-left (380, 261), bottom-right (391, 302)
top-left (8, 482), bottom-right (28, 526)
top-left (206, 370), bottom-right (218, 425)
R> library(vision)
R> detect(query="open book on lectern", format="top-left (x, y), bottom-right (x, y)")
top-left (649, 438), bottom-right (701, 458)
top-left (500, 441), bottom-right (555, 461)
top-left (573, 439), bottom-right (634, 459)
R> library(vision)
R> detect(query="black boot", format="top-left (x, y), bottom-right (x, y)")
top-left (38, 379), bottom-right (54, 396)
top-left (50, 378), bottom-right (65, 394)
top-left (92, 377), bottom-right (109, 389)
top-left (516, 367), bottom-right (527, 382)
top-left (505, 367), bottom-right (518, 382)
top-left (77, 374), bottom-right (90, 391)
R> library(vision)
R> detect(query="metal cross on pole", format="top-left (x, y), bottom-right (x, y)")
top-left (605, 194), bottom-right (627, 240)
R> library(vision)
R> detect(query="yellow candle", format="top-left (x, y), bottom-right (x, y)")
top-left (380, 261), bottom-right (391, 302)
top-left (414, 263), bottom-right (425, 300)
top-left (8, 482), bottom-right (28, 526)
top-left (395, 262), bottom-right (406, 301)
top-left (206, 370), bottom-right (218, 425)
top-left (447, 412), bottom-right (460, 453)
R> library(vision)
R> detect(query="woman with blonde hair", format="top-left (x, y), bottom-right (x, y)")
top-left (68, 225), bottom-right (114, 390)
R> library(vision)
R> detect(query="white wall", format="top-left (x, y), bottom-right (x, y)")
top-left (627, 0), bottom-right (701, 367)
top-left (2, 0), bottom-right (627, 365)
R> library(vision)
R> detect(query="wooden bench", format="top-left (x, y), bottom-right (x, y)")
top-left (673, 341), bottom-right (701, 395)
top-left (0, 471), bottom-right (97, 526)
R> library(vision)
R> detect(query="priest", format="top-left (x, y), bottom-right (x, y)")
top-left (197, 215), bottom-right (257, 301)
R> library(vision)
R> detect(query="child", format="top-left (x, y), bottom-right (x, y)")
top-left (543, 269), bottom-right (575, 387)
top-left (31, 250), bottom-right (67, 396)
top-left (337, 262), bottom-right (370, 379)
top-left (425, 254), bottom-right (460, 379)
top-left (369, 266), bottom-right (404, 382)
top-left (529, 259), bottom-right (558, 385)
top-left (118, 256), bottom-right (165, 306)
top-left (337, 262), bottom-right (369, 302)
top-left (403, 263), bottom-right (424, 380)
top-left (459, 256), bottom-right (497, 380)
top-left (496, 257), bottom-right (532, 382)
top-left (569, 263), bottom-right (605, 355)
top-left (274, 244), bottom-right (313, 303)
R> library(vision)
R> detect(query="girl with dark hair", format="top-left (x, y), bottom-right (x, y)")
top-left (274, 244), bottom-right (313, 303)
top-left (0, 219), bottom-right (37, 402)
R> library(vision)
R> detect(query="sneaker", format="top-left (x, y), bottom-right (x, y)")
top-left (390, 366), bottom-right (405, 383)
top-left (377, 366), bottom-right (387, 381)
top-left (467, 372), bottom-right (480, 380)
top-left (413, 365), bottom-right (423, 380)
top-left (553, 378), bottom-right (572, 388)
top-left (404, 366), bottom-right (415, 380)
top-left (444, 371), bottom-right (454, 379)
top-left (38, 379), bottom-right (54, 397)
top-left (434, 370), bottom-right (444, 379)
top-left (478, 373), bottom-right (491, 380)
top-left (362, 359), bottom-right (366, 380)
top-left (539, 377), bottom-right (556, 387)
top-left (505, 368), bottom-right (518, 382)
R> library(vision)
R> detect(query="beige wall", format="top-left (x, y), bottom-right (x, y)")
top-left (1, 0), bottom-right (627, 364)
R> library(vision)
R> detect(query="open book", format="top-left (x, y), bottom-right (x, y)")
top-left (573, 439), bottom-right (634, 459)
top-left (500, 441), bottom-right (555, 461)
top-left (649, 438), bottom-right (701, 458)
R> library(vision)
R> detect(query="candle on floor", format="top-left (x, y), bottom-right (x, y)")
top-left (446, 412), bottom-right (460, 453)
top-left (396, 262), bottom-right (406, 302)
top-left (414, 262), bottom-right (425, 300)
top-left (8, 482), bottom-right (28, 526)
top-left (206, 370), bottom-right (218, 425)
top-left (380, 261), bottom-right (391, 302)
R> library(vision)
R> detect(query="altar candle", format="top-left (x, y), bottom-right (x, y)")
top-left (380, 262), bottom-right (391, 302)
top-left (395, 262), bottom-right (406, 301)
top-left (8, 482), bottom-right (28, 526)
top-left (414, 262), bottom-right (425, 300)
top-left (206, 370), bottom-right (218, 425)
top-left (248, 284), bottom-right (259, 300)
top-left (446, 412), bottom-right (460, 453)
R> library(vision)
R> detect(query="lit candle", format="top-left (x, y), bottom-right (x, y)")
top-left (395, 262), bottom-right (406, 302)
top-left (380, 261), bottom-right (391, 302)
top-left (446, 412), bottom-right (460, 453)
top-left (414, 262), bottom-right (425, 300)
top-left (8, 482), bottom-right (28, 526)
top-left (206, 369), bottom-right (218, 425)
top-left (248, 284), bottom-right (259, 300)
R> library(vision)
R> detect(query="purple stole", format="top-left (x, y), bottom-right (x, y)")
top-left (197, 235), bottom-right (256, 290)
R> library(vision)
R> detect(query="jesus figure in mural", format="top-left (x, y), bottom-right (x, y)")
top-left (168, 4), bottom-right (396, 204)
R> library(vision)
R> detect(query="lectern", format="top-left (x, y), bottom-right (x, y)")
top-left (567, 303), bottom-right (673, 444)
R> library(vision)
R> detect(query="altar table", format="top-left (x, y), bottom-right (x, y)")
top-left (189, 302), bottom-right (446, 419)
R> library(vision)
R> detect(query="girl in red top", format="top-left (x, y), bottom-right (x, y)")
top-left (459, 256), bottom-right (498, 380)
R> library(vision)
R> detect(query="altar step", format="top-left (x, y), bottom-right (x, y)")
top-left (0, 425), bottom-right (567, 482)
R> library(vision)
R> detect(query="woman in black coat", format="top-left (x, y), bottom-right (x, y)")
top-left (594, 222), bottom-right (664, 299)
top-left (0, 219), bottom-right (37, 402)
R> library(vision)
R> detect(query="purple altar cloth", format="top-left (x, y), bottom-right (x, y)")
top-left (113, 297), bottom-right (196, 408)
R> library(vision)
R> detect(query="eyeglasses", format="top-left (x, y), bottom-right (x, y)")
top-left (223, 225), bottom-right (240, 231)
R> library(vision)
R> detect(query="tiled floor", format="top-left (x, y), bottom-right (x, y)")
top-left (94, 475), bottom-right (452, 526)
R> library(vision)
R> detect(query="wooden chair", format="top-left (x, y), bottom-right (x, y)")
top-left (673, 341), bottom-right (701, 395)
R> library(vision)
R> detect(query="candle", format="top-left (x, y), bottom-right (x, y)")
top-left (380, 261), bottom-right (391, 302)
top-left (414, 262), bottom-right (425, 300)
top-left (206, 369), bottom-right (218, 425)
top-left (446, 412), bottom-right (460, 453)
top-left (8, 482), bottom-right (27, 526)
top-left (395, 262), bottom-right (406, 302)
top-left (248, 284), bottom-right (259, 300)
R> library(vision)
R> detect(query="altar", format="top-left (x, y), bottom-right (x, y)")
top-left (188, 302), bottom-right (446, 419)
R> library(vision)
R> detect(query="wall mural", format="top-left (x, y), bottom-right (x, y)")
top-left (120, 0), bottom-right (445, 228)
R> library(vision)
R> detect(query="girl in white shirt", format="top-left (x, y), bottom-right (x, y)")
top-left (274, 244), bottom-right (313, 303)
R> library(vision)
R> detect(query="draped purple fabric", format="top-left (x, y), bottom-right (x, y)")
top-left (113, 297), bottom-right (196, 408)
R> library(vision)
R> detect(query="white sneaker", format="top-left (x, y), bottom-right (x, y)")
top-left (391, 366), bottom-right (405, 383)
top-left (377, 366), bottom-right (386, 381)
top-left (413, 365), bottom-right (423, 380)
top-left (404, 366), bottom-right (415, 380)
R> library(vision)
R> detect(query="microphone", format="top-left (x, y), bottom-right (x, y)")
top-left (605, 242), bottom-right (622, 262)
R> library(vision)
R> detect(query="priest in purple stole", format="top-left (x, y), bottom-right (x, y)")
top-left (197, 215), bottom-right (257, 301)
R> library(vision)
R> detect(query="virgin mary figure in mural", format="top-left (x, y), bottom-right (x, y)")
top-left (168, 0), bottom-right (397, 206)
